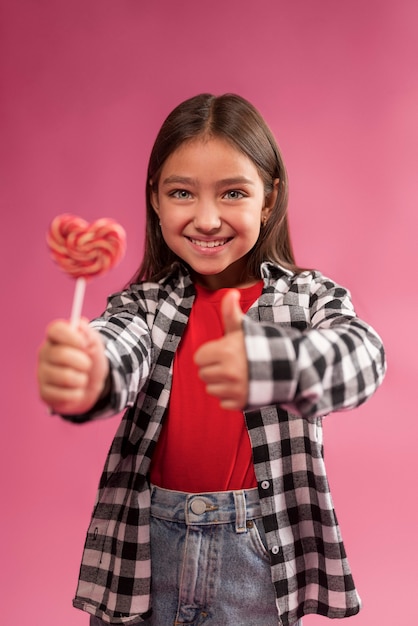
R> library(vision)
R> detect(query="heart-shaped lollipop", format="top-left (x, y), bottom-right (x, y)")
top-left (47, 214), bottom-right (126, 325)
top-left (47, 214), bottom-right (126, 278)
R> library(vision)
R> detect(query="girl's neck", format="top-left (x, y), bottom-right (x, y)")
top-left (192, 273), bottom-right (260, 291)
top-left (191, 257), bottom-right (259, 291)
top-left (194, 277), bottom-right (261, 291)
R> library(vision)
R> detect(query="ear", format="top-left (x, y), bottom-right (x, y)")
top-left (149, 179), bottom-right (160, 216)
top-left (261, 178), bottom-right (280, 224)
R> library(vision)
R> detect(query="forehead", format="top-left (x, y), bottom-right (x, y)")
top-left (160, 136), bottom-right (261, 181)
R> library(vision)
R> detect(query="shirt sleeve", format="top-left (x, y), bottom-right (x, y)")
top-left (243, 274), bottom-right (386, 418)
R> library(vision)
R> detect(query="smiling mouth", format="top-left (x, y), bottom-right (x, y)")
top-left (188, 237), bottom-right (231, 248)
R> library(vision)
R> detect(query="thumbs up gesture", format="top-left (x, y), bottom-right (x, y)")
top-left (194, 289), bottom-right (248, 410)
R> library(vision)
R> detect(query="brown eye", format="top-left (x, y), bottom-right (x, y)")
top-left (171, 189), bottom-right (192, 199)
top-left (224, 190), bottom-right (244, 200)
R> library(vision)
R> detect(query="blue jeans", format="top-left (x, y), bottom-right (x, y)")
top-left (90, 485), bottom-right (302, 625)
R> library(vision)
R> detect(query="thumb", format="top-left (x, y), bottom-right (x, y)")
top-left (222, 289), bottom-right (243, 335)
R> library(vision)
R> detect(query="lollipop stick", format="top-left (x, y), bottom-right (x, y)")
top-left (70, 277), bottom-right (86, 327)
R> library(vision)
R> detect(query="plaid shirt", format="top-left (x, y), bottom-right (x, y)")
top-left (69, 262), bottom-right (386, 625)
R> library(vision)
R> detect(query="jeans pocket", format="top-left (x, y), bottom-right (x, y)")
top-left (247, 517), bottom-right (270, 560)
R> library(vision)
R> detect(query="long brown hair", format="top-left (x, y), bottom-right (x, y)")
top-left (132, 93), bottom-right (302, 283)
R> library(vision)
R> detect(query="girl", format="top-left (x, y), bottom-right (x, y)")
top-left (38, 93), bottom-right (386, 626)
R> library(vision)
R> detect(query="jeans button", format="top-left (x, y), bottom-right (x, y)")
top-left (190, 498), bottom-right (207, 515)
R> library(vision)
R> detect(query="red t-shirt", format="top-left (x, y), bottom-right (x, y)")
top-left (150, 281), bottom-right (263, 492)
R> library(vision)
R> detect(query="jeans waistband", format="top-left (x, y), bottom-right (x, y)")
top-left (150, 484), bottom-right (262, 533)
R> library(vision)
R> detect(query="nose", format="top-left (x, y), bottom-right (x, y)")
top-left (193, 200), bottom-right (222, 233)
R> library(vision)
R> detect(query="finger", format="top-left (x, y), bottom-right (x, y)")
top-left (40, 385), bottom-right (90, 414)
top-left (45, 319), bottom-right (88, 349)
top-left (39, 343), bottom-right (92, 372)
top-left (204, 383), bottom-right (246, 410)
top-left (194, 340), bottom-right (219, 367)
top-left (222, 289), bottom-right (243, 335)
top-left (197, 365), bottom-right (243, 387)
top-left (194, 333), bottom-right (242, 368)
top-left (219, 398), bottom-right (244, 411)
top-left (39, 361), bottom-right (90, 389)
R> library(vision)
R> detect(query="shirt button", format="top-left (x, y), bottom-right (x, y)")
top-left (261, 480), bottom-right (270, 490)
top-left (190, 498), bottom-right (207, 515)
top-left (271, 545), bottom-right (280, 555)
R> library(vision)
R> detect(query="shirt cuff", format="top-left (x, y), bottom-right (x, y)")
top-left (243, 317), bottom-right (298, 409)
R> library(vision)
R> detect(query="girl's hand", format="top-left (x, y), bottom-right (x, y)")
top-left (37, 318), bottom-right (109, 415)
top-left (194, 290), bottom-right (248, 410)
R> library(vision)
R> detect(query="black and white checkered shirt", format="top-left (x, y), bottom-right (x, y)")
top-left (68, 262), bottom-right (386, 625)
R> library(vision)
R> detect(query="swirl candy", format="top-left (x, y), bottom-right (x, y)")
top-left (46, 214), bottom-right (126, 325)
top-left (47, 214), bottom-right (126, 279)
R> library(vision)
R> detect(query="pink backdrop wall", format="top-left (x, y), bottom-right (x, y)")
top-left (1, 0), bottom-right (416, 623)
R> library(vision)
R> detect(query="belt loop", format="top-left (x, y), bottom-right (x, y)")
top-left (234, 490), bottom-right (247, 534)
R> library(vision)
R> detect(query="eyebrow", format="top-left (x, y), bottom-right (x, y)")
top-left (161, 175), bottom-right (256, 187)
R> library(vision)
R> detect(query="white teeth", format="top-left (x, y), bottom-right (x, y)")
top-left (190, 238), bottom-right (227, 248)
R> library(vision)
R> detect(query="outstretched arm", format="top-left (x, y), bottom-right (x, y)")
top-left (243, 278), bottom-right (386, 418)
top-left (194, 276), bottom-right (386, 418)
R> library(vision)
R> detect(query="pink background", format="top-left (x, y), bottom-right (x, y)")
top-left (1, 0), bottom-right (416, 623)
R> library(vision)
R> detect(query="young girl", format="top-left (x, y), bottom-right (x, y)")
top-left (38, 93), bottom-right (386, 626)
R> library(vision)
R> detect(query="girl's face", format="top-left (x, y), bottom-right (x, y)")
top-left (151, 136), bottom-right (277, 289)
